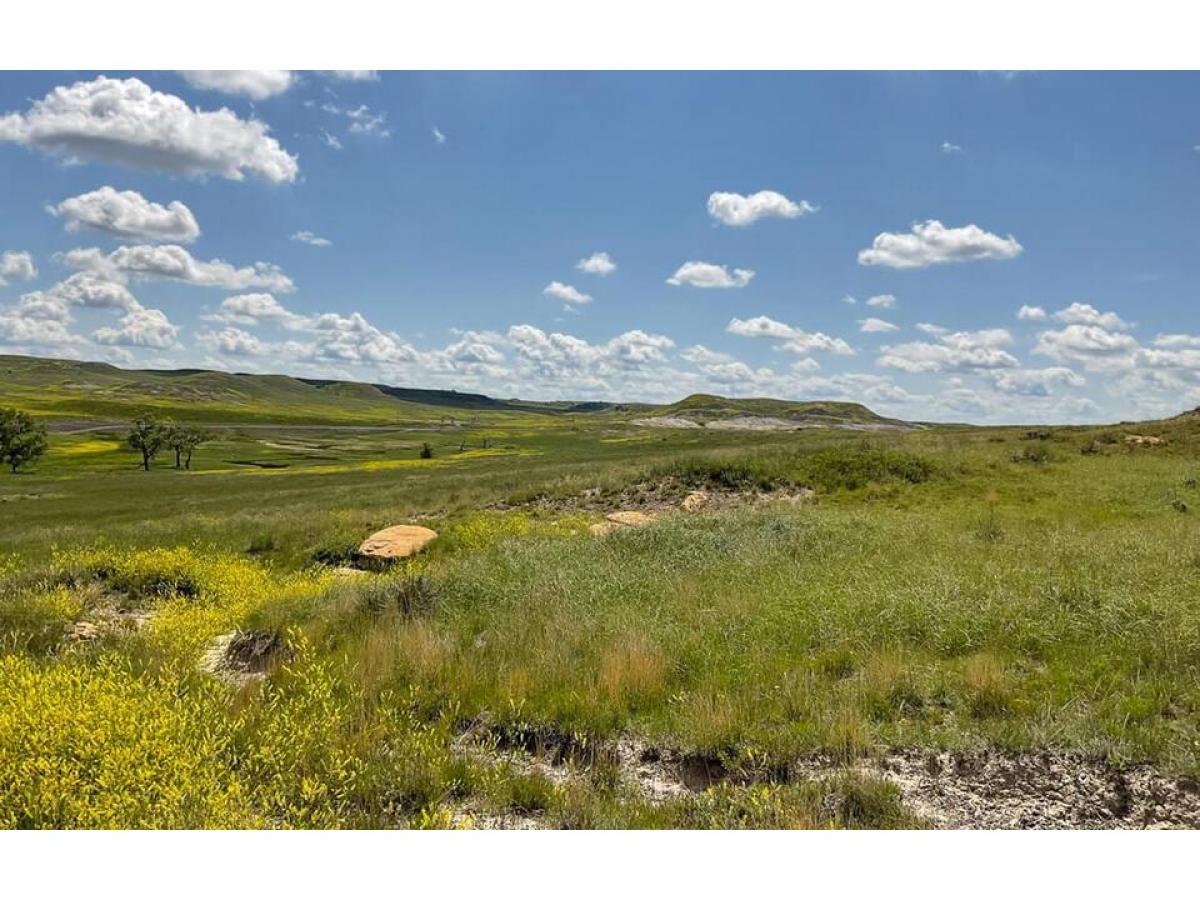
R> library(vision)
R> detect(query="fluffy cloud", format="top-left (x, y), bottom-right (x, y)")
top-left (1017, 304), bottom-right (1047, 321)
top-left (0, 251), bottom-right (36, 286)
top-left (291, 231), bottom-right (332, 247)
top-left (1153, 333), bottom-right (1200, 349)
top-left (726, 316), bottom-right (854, 355)
top-left (64, 245), bottom-right (294, 293)
top-left (0, 76), bottom-right (298, 183)
top-left (984, 367), bottom-right (1085, 396)
top-left (858, 220), bottom-right (1023, 268)
top-left (576, 252), bottom-right (616, 276)
top-left (1052, 302), bottom-right (1131, 331)
top-left (878, 328), bottom-right (1018, 372)
top-left (0, 310), bottom-right (82, 347)
top-left (916, 322), bottom-right (948, 336)
top-left (866, 294), bottom-right (896, 309)
top-left (207, 293), bottom-right (307, 329)
top-left (180, 71), bottom-right (295, 100)
top-left (506, 325), bottom-right (674, 389)
top-left (197, 326), bottom-right (270, 357)
top-left (49, 187), bottom-right (200, 243)
top-left (26, 271), bottom-right (138, 318)
top-left (941, 141), bottom-right (964, 154)
top-left (679, 345), bottom-right (773, 383)
top-left (706, 190), bottom-right (816, 227)
top-left (1033, 324), bottom-right (1138, 367)
top-left (432, 127), bottom-right (446, 145)
top-left (327, 71), bottom-right (379, 81)
top-left (93, 306), bottom-right (180, 349)
top-left (306, 311), bottom-right (417, 364)
top-left (858, 317), bottom-right (899, 333)
top-left (543, 281), bottom-right (592, 305)
top-left (1, 268), bottom-right (178, 352)
top-left (667, 261), bottom-right (754, 289)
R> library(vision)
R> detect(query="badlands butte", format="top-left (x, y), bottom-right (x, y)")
top-left (1, 352), bottom-right (1200, 829)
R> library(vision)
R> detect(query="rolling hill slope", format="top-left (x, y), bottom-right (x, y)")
top-left (633, 393), bottom-right (915, 431)
top-left (0, 354), bottom-right (903, 429)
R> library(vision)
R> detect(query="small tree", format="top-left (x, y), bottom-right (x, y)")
top-left (179, 427), bottom-right (210, 470)
top-left (127, 417), bottom-right (167, 471)
top-left (419, 442), bottom-right (434, 459)
top-left (163, 425), bottom-right (210, 470)
top-left (0, 408), bottom-right (48, 473)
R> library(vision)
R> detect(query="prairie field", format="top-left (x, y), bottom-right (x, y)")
top-left (2, 368), bottom-right (1200, 828)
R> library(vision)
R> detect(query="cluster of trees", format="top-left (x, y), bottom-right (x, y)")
top-left (0, 409), bottom-right (211, 474)
top-left (127, 418), bottom-right (211, 471)
top-left (0, 408), bottom-right (48, 473)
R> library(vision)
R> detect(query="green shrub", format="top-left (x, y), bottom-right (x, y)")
top-left (798, 446), bottom-right (934, 491)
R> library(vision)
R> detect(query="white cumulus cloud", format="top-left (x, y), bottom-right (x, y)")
top-left (291, 231), bottom-right (332, 247)
top-left (878, 328), bottom-right (1018, 372)
top-left (0, 251), bottom-right (37, 286)
top-left (543, 281), bottom-right (592, 305)
top-left (180, 71), bottom-right (295, 100)
top-left (93, 306), bottom-right (180, 349)
top-left (49, 187), bottom-right (200, 243)
top-left (1052, 302), bottom-right (1132, 331)
top-left (576, 252), bottom-right (616, 276)
top-left (726, 316), bottom-right (854, 355)
top-left (866, 294), bottom-right (896, 308)
top-left (0, 76), bottom-right (298, 183)
top-left (63, 244), bottom-right (294, 293)
top-left (667, 261), bottom-right (754, 289)
top-left (1017, 304), bottom-right (1047, 321)
top-left (858, 220), bottom-right (1023, 268)
top-left (859, 317), bottom-right (899, 333)
top-left (706, 190), bottom-right (817, 227)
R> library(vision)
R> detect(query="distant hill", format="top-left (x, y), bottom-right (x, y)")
top-left (635, 393), bottom-right (913, 431)
top-left (0, 354), bottom-right (900, 429)
top-left (0, 355), bottom-right (658, 426)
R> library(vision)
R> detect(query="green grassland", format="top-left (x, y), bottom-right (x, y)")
top-left (2, 354), bottom-right (1199, 828)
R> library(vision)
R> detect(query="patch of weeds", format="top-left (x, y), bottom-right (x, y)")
top-left (973, 506), bottom-right (1004, 543)
top-left (962, 652), bottom-right (1014, 719)
top-left (815, 648), bottom-right (858, 680)
top-left (1043, 579), bottom-right (1097, 612)
top-left (1011, 447), bottom-right (1050, 465)
top-left (358, 573), bottom-right (438, 617)
top-left (664, 457), bottom-right (789, 492)
top-left (817, 774), bottom-right (920, 829)
top-left (825, 709), bottom-right (871, 761)
top-left (799, 446), bottom-right (934, 491)
top-left (309, 538), bottom-right (359, 567)
top-left (245, 532), bottom-right (278, 555)
top-left (501, 769), bottom-right (557, 815)
top-left (0, 585), bottom-right (86, 654)
top-left (861, 653), bottom-right (924, 720)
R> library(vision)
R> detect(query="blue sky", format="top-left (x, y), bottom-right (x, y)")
top-left (1, 70), bottom-right (1199, 423)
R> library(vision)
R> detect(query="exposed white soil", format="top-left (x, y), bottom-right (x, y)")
top-left (861, 749), bottom-right (1200, 829)
top-left (449, 725), bottom-right (1200, 829)
top-left (630, 416), bottom-right (703, 429)
top-left (200, 630), bottom-right (291, 686)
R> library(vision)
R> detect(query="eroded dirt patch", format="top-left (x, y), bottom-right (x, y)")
top-left (200, 629), bottom-right (291, 684)
top-left (448, 724), bottom-right (1200, 829)
top-left (866, 749), bottom-right (1200, 829)
top-left (497, 476), bottom-right (815, 517)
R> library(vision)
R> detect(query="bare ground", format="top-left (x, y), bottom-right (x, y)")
top-left (448, 723), bottom-right (1200, 829)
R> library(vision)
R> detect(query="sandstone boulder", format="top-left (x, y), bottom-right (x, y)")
top-left (357, 524), bottom-right (439, 565)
